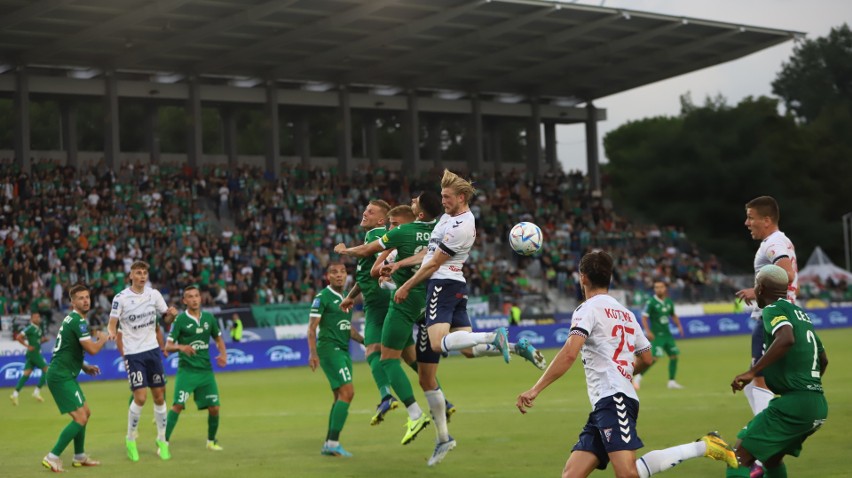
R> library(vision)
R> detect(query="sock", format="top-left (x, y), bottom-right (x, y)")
top-left (367, 351), bottom-right (392, 399)
top-left (636, 441), bottom-right (705, 477)
top-left (440, 331), bottom-right (495, 353)
top-left (165, 410), bottom-right (180, 441)
top-left (471, 344), bottom-right (502, 357)
top-left (154, 403), bottom-right (168, 441)
top-left (380, 358), bottom-right (416, 410)
top-left (725, 466), bottom-right (751, 477)
top-left (128, 401), bottom-right (143, 439)
top-left (74, 453), bottom-right (86, 461)
top-left (11, 390), bottom-right (19, 398)
top-left (752, 386), bottom-right (773, 414)
top-left (743, 382), bottom-right (756, 413)
top-left (668, 358), bottom-right (678, 380)
top-left (51, 421), bottom-right (84, 456)
top-left (37, 371), bottom-right (46, 388)
top-left (765, 463), bottom-right (787, 478)
top-left (73, 424), bottom-right (86, 454)
top-left (208, 413), bottom-right (220, 442)
top-left (327, 401), bottom-right (349, 441)
top-left (425, 389), bottom-right (449, 442)
top-left (14, 374), bottom-right (27, 392)
top-left (406, 402), bottom-right (423, 421)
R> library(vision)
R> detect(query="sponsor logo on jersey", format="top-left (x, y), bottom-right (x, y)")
top-left (0, 362), bottom-right (27, 380)
top-left (828, 311), bottom-right (848, 325)
top-left (266, 345), bottom-right (302, 362)
top-left (517, 330), bottom-right (545, 345)
top-left (554, 328), bottom-right (571, 343)
top-left (112, 301), bottom-right (119, 310)
top-left (718, 318), bottom-right (741, 332)
top-left (189, 340), bottom-right (209, 351)
top-left (337, 320), bottom-right (351, 331)
top-left (226, 349), bottom-right (255, 365)
top-left (687, 320), bottom-right (711, 335)
top-left (311, 298), bottom-right (321, 308)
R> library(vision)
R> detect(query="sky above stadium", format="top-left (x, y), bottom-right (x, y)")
top-left (556, 0), bottom-right (852, 173)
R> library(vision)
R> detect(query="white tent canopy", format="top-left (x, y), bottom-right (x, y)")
top-left (797, 246), bottom-right (852, 283)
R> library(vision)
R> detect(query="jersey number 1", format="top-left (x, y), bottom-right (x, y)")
top-left (611, 325), bottom-right (636, 366)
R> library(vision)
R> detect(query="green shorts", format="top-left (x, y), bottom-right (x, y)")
top-left (173, 369), bottom-right (220, 410)
top-left (381, 294), bottom-right (421, 351)
top-left (47, 378), bottom-right (85, 415)
top-left (319, 347), bottom-right (353, 390)
top-left (25, 352), bottom-right (48, 370)
top-left (651, 335), bottom-right (679, 358)
top-left (738, 392), bottom-right (828, 462)
top-left (363, 300), bottom-right (390, 346)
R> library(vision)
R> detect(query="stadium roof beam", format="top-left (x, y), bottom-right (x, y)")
top-left (0, 0), bottom-right (73, 31)
top-left (23, 1), bottom-right (195, 64)
top-left (119, 0), bottom-right (303, 69)
top-left (275, 1), bottom-right (486, 81)
top-left (192, 0), bottom-right (398, 74)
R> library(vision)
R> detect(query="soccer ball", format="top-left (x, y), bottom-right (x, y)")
top-left (509, 222), bottom-right (543, 256)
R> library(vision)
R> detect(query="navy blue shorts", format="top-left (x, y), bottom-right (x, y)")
top-left (750, 318), bottom-right (765, 377)
top-left (416, 321), bottom-right (441, 364)
top-left (572, 393), bottom-right (643, 470)
top-left (425, 279), bottom-right (471, 329)
top-left (124, 348), bottom-right (167, 391)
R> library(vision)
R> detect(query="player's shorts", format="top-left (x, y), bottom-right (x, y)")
top-left (47, 378), bottom-right (85, 415)
top-left (572, 393), bottom-right (643, 470)
top-left (24, 352), bottom-right (48, 370)
top-left (381, 291), bottom-right (422, 350)
top-left (124, 348), bottom-right (167, 391)
top-left (425, 279), bottom-right (471, 329)
top-left (363, 300), bottom-right (390, 346)
top-left (738, 391), bottom-right (827, 463)
top-left (650, 335), bottom-right (679, 358)
top-left (416, 321), bottom-right (442, 364)
top-left (172, 369), bottom-right (220, 410)
top-left (319, 347), bottom-right (353, 390)
top-left (750, 318), bottom-right (765, 377)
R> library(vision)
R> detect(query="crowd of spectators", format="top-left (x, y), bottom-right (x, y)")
top-left (1, 158), bottom-right (734, 330)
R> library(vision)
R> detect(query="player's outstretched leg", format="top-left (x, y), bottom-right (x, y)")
top-left (514, 338), bottom-right (547, 370)
top-left (635, 431), bottom-right (737, 477)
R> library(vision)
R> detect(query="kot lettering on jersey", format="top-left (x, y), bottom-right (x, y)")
top-left (569, 294), bottom-right (651, 408)
top-left (111, 286), bottom-right (169, 355)
top-left (423, 210), bottom-right (476, 283)
top-left (752, 230), bottom-right (798, 318)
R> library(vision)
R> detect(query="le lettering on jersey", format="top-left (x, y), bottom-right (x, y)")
top-left (110, 287), bottom-right (169, 355)
top-left (423, 211), bottom-right (476, 283)
top-left (570, 294), bottom-right (651, 408)
top-left (752, 230), bottom-right (798, 318)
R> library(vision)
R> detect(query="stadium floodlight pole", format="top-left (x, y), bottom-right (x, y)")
top-left (843, 212), bottom-right (852, 272)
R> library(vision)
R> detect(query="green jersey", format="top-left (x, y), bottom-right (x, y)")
top-left (168, 310), bottom-right (221, 371)
top-left (643, 296), bottom-right (676, 337)
top-left (378, 219), bottom-right (436, 287)
top-left (49, 311), bottom-right (91, 381)
top-left (356, 226), bottom-right (390, 306)
top-left (761, 299), bottom-right (825, 394)
top-left (310, 286), bottom-right (352, 351)
top-left (21, 323), bottom-right (43, 358)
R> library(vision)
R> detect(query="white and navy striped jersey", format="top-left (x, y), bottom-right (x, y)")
top-left (423, 210), bottom-right (476, 283)
top-left (110, 287), bottom-right (168, 355)
top-left (569, 294), bottom-right (651, 408)
top-left (752, 230), bottom-right (798, 318)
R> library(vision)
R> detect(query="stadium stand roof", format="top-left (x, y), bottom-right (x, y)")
top-left (0, 0), bottom-right (801, 102)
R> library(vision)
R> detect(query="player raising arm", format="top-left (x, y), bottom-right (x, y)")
top-left (42, 284), bottom-right (108, 472)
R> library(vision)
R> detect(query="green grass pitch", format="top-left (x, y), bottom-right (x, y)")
top-left (3, 328), bottom-right (850, 477)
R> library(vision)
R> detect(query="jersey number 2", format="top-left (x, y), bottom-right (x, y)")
top-left (611, 325), bottom-right (635, 366)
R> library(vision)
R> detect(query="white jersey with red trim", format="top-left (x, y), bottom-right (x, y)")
top-left (752, 230), bottom-right (798, 318)
top-left (569, 294), bottom-right (651, 408)
top-left (110, 286), bottom-right (168, 355)
top-left (422, 210), bottom-right (476, 283)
